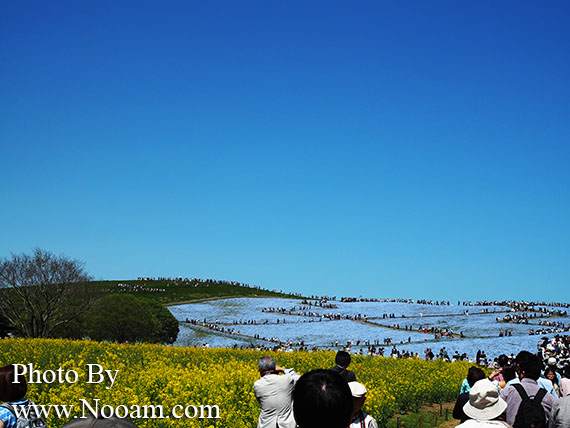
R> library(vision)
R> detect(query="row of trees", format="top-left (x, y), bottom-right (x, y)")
top-left (0, 249), bottom-right (179, 344)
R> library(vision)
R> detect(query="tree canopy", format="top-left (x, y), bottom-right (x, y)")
top-left (84, 294), bottom-right (179, 344)
top-left (0, 248), bottom-right (93, 337)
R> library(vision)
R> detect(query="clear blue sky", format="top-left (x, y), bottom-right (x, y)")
top-left (1, 1), bottom-right (569, 302)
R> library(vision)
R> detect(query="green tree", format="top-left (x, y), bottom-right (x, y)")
top-left (85, 294), bottom-right (159, 343)
top-left (143, 300), bottom-right (179, 344)
top-left (85, 294), bottom-right (179, 344)
top-left (0, 248), bottom-right (93, 337)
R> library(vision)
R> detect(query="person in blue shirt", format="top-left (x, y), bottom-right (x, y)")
top-left (0, 364), bottom-right (35, 428)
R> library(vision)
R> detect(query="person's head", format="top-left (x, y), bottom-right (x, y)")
top-left (293, 369), bottom-right (353, 428)
top-left (502, 365), bottom-right (516, 383)
top-left (497, 354), bottom-right (509, 368)
top-left (564, 365), bottom-right (570, 379)
top-left (515, 351), bottom-right (541, 380)
top-left (348, 381), bottom-right (367, 417)
top-left (463, 379), bottom-right (508, 421)
top-left (544, 367), bottom-right (558, 385)
top-left (335, 351), bottom-right (351, 368)
top-left (0, 365), bottom-right (27, 402)
top-left (467, 366), bottom-right (486, 387)
top-left (257, 356), bottom-right (276, 376)
top-left (547, 357), bottom-right (557, 368)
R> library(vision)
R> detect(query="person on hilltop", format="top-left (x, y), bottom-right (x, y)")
top-left (293, 369), bottom-right (353, 428)
top-left (501, 351), bottom-right (556, 427)
top-left (348, 381), bottom-right (378, 428)
top-left (0, 364), bottom-right (46, 428)
top-left (330, 350), bottom-right (357, 383)
top-left (253, 356), bottom-right (300, 428)
top-left (456, 379), bottom-right (510, 428)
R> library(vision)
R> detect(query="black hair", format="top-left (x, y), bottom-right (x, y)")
top-left (293, 369), bottom-right (353, 428)
top-left (335, 351), bottom-right (351, 368)
top-left (498, 354), bottom-right (509, 367)
top-left (544, 367), bottom-right (559, 386)
top-left (502, 364), bottom-right (516, 383)
top-left (466, 366), bottom-right (486, 387)
top-left (515, 351), bottom-right (541, 380)
top-left (0, 364), bottom-right (28, 402)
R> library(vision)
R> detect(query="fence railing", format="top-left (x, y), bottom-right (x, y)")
top-left (394, 403), bottom-right (451, 428)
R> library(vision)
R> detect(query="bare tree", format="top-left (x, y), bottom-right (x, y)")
top-left (0, 248), bottom-right (93, 337)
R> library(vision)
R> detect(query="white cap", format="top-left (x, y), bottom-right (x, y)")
top-left (348, 381), bottom-right (367, 398)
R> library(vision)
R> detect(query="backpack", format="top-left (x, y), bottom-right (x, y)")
top-left (512, 383), bottom-right (547, 428)
top-left (0, 402), bottom-right (48, 428)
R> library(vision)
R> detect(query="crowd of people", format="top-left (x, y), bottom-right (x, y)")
top-left (254, 351), bottom-right (377, 428)
top-left (112, 283), bottom-right (167, 293)
top-left (299, 299), bottom-right (338, 309)
top-left (133, 276), bottom-right (307, 298)
top-left (498, 313), bottom-right (543, 324)
top-left (251, 337), bottom-right (570, 428)
top-left (261, 306), bottom-right (368, 322)
top-left (531, 326), bottom-right (570, 336)
top-left (452, 347), bottom-right (570, 427)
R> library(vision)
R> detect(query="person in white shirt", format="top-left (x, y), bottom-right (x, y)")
top-left (253, 356), bottom-right (300, 428)
top-left (348, 381), bottom-right (378, 428)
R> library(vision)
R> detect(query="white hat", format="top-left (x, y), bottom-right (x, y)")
top-left (548, 357), bottom-right (557, 365)
top-left (348, 381), bottom-right (367, 398)
top-left (463, 379), bottom-right (507, 420)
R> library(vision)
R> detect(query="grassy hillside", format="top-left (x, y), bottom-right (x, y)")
top-left (88, 278), bottom-right (303, 305)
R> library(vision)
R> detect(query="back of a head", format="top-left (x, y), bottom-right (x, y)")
top-left (258, 356), bottom-right (276, 373)
top-left (498, 354), bottom-right (509, 367)
top-left (0, 364), bottom-right (27, 402)
top-left (502, 364), bottom-right (516, 383)
top-left (62, 416), bottom-right (139, 428)
top-left (293, 369), bottom-right (353, 428)
top-left (467, 366), bottom-right (486, 387)
top-left (335, 351), bottom-right (351, 368)
top-left (515, 351), bottom-right (541, 380)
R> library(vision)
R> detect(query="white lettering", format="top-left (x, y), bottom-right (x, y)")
top-left (105, 369), bottom-right (119, 390)
top-left (200, 405), bottom-right (220, 419)
top-left (80, 398), bottom-right (99, 417)
top-left (12, 364), bottom-right (27, 384)
top-left (171, 405), bottom-right (183, 419)
top-left (114, 405), bottom-right (128, 419)
top-left (86, 364), bottom-right (104, 384)
top-left (185, 405), bottom-right (198, 418)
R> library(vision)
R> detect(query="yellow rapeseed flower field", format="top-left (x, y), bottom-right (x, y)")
top-left (0, 339), bottom-right (469, 427)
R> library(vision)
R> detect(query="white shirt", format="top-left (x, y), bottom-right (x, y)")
top-left (350, 410), bottom-right (378, 428)
top-left (254, 369), bottom-right (300, 428)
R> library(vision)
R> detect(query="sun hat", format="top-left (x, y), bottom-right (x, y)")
top-left (463, 379), bottom-right (507, 420)
top-left (348, 381), bottom-right (367, 398)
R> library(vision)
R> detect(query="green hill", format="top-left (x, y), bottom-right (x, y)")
top-left (89, 278), bottom-right (303, 305)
